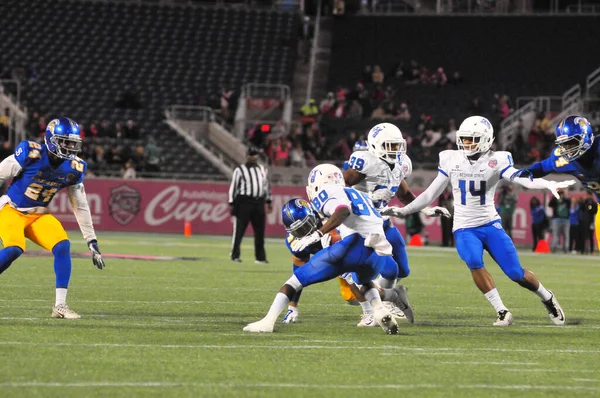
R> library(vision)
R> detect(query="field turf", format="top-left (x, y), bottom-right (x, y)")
top-left (1, 232), bottom-right (599, 397)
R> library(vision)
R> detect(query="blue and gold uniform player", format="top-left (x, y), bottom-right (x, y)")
top-left (0, 117), bottom-right (105, 319)
top-left (514, 115), bottom-right (600, 247)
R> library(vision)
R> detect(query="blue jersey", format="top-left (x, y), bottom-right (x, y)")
top-left (527, 140), bottom-right (600, 200)
top-left (7, 141), bottom-right (87, 208)
top-left (285, 232), bottom-right (322, 263)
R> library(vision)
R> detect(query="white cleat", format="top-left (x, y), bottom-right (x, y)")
top-left (281, 307), bottom-right (299, 324)
top-left (51, 304), bottom-right (81, 319)
top-left (382, 301), bottom-right (409, 324)
top-left (374, 307), bottom-right (398, 335)
top-left (493, 310), bottom-right (513, 327)
top-left (356, 313), bottom-right (378, 327)
top-left (243, 319), bottom-right (275, 333)
top-left (543, 291), bottom-right (565, 326)
top-left (393, 285), bottom-right (414, 324)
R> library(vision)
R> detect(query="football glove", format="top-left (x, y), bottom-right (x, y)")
top-left (380, 206), bottom-right (408, 218)
top-left (509, 168), bottom-right (533, 181)
top-left (546, 180), bottom-right (577, 199)
top-left (421, 206), bottom-right (452, 218)
top-left (88, 240), bottom-right (105, 270)
top-left (320, 232), bottom-right (332, 249)
top-left (370, 189), bottom-right (394, 203)
top-left (290, 231), bottom-right (323, 253)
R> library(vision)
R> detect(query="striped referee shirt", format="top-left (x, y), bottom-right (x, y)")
top-left (228, 163), bottom-right (272, 204)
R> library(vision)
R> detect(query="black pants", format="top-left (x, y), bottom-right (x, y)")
top-left (230, 197), bottom-right (267, 261)
top-left (531, 223), bottom-right (544, 251)
top-left (441, 216), bottom-right (454, 247)
top-left (569, 225), bottom-right (582, 253)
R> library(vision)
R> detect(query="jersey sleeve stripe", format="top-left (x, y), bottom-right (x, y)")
top-left (500, 164), bottom-right (512, 177)
top-left (438, 168), bottom-right (448, 177)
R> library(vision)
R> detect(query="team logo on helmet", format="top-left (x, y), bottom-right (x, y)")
top-left (108, 185), bottom-right (141, 225)
top-left (371, 125), bottom-right (383, 138)
top-left (309, 169), bottom-right (319, 183)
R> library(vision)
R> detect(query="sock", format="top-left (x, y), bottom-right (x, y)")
top-left (484, 288), bottom-right (508, 313)
top-left (376, 276), bottom-right (396, 289)
top-left (264, 293), bottom-right (291, 324)
top-left (364, 288), bottom-right (384, 312)
top-left (52, 240), bottom-right (72, 288)
top-left (55, 288), bottom-right (67, 306)
top-left (359, 300), bottom-right (374, 314)
top-left (382, 288), bottom-right (399, 302)
top-left (534, 283), bottom-right (552, 302)
top-left (0, 246), bottom-right (23, 274)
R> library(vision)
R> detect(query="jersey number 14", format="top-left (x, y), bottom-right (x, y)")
top-left (458, 180), bottom-right (486, 205)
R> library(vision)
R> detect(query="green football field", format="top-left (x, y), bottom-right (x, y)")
top-left (1, 232), bottom-right (599, 398)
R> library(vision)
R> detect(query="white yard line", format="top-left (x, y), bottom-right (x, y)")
top-left (507, 369), bottom-right (596, 373)
top-left (0, 381), bottom-right (599, 391)
top-left (439, 361), bottom-right (540, 366)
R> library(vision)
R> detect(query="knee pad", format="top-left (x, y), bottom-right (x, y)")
top-left (285, 274), bottom-right (303, 291)
top-left (52, 240), bottom-right (71, 258)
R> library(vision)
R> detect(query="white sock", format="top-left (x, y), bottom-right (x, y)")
top-left (484, 288), bottom-right (508, 313)
top-left (364, 288), bottom-right (384, 312)
top-left (376, 276), bottom-right (396, 289)
top-left (359, 300), bottom-right (374, 314)
top-left (534, 283), bottom-right (552, 302)
top-left (55, 288), bottom-right (67, 306)
top-left (263, 293), bottom-right (290, 324)
top-left (382, 288), bottom-right (399, 302)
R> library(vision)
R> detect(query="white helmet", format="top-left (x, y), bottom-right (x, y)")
top-left (306, 164), bottom-right (345, 202)
top-left (367, 123), bottom-right (406, 163)
top-left (456, 116), bottom-right (494, 156)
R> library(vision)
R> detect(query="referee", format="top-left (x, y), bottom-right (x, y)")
top-left (228, 148), bottom-right (272, 263)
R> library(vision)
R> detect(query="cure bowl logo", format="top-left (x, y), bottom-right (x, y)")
top-left (108, 185), bottom-right (141, 225)
top-left (488, 159), bottom-right (497, 168)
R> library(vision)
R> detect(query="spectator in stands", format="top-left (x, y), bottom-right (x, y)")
top-left (92, 145), bottom-right (105, 165)
top-left (220, 87), bottom-right (233, 120)
top-left (549, 189), bottom-right (571, 253)
top-left (37, 117), bottom-right (47, 138)
top-left (89, 123), bottom-right (99, 138)
top-left (333, 100), bottom-right (346, 118)
top-left (347, 100), bottom-right (363, 120)
top-left (0, 140), bottom-right (12, 161)
top-left (300, 99), bottom-right (319, 127)
top-left (121, 160), bottom-right (137, 180)
top-left (446, 119), bottom-right (457, 143)
top-left (372, 65), bottom-right (384, 84)
top-left (468, 97), bottom-right (483, 115)
top-left (569, 198), bottom-right (582, 254)
top-left (530, 196), bottom-right (547, 252)
top-left (124, 120), bottom-right (140, 139)
top-left (370, 105), bottom-right (385, 119)
top-left (99, 120), bottom-right (112, 137)
top-left (114, 123), bottom-right (123, 139)
top-left (433, 67), bottom-right (447, 87)
top-left (145, 137), bottom-right (161, 172)
top-left (132, 145), bottom-right (146, 166)
top-left (497, 183), bottom-right (517, 239)
top-left (333, 0), bottom-right (345, 15)
top-left (270, 121), bottom-right (286, 140)
top-left (78, 123), bottom-right (87, 140)
top-left (289, 142), bottom-right (306, 167)
top-left (320, 92), bottom-right (335, 114)
top-left (397, 102), bottom-right (411, 121)
top-left (0, 108), bottom-right (8, 140)
top-left (495, 94), bottom-right (512, 119)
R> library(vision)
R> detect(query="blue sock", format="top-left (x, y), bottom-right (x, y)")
top-left (0, 246), bottom-right (24, 274)
top-left (52, 240), bottom-right (72, 288)
top-left (291, 265), bottom-right (302, 303)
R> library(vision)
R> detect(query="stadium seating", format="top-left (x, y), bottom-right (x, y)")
top-left (0, 0), bottom-right (298, 179)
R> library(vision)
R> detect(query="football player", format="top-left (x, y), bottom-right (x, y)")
top-left (0, 117), bottom-right (105, 319)
top-left (512, 116), bottom-right (600, 248)
top-left (382, 116), bottom-right (572, 326)
top-left (342, 140), bottom-right (368, 171)
top-left (244, 164), bottom-right (408, 334)
top-left (343, 123), bottom-right (450, 323)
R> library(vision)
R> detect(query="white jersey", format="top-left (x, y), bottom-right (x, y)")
top-left (347, 150), bottom-right (412, 209)
top-left (310, 184), bottom-right (386, 239)
top-left (438, 150), bottom-right (514, 231)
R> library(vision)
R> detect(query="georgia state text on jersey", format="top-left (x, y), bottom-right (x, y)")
top-left (3, 141), bottom-right (87, 210)
top-left (534, 140), bottom-right (600, 200)
top-left (438, 149), bottom-right (513, 231)
top-left (309, 183), bottom-right (385, 239)
top-left (346, 150), bottom-right (412, 208)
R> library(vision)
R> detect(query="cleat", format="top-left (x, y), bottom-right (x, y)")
top-left (493, 310), bottom-right (513, 327)
top-left (374, 307), bottom-right (398, 335)
top-left (254, 260), bottom-right (269, 264)
top-left (346, 300), bottom-right (360, 306)
top-left (231, 258), bottom-right (242, 263)
top-left (357, 313), bottom-right (378, 327)
top-left (393, 285), bottom-right (414, 324)
top-left (542, 291), bottom-right (565, 326)
top-left (51, 304), bottom-right (81, 319)
top-left (243, 319), bottom-right (274, 333)
top-left (281, 307), bottom-right (299, 324)
top-left (382, 301), bottom-right (409, 324)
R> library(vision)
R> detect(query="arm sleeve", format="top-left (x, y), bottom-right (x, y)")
top-left (67, 183), bottom-right (97, 242)
top-left (397, 173), bottom-right (450, 215)
top-left (0, 155), bottom-right (23, 184)
top-left (505, 165), bottom-right (555, 190)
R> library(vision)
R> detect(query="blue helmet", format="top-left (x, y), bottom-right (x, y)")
top-left (353, 140), bottom-right (368, 152)
top-left (45, 117), bottom-right (83, 159)
top-left (281, 198), bottom-right (321, 238)
top-left (555, 115), bottom-right (594, 161)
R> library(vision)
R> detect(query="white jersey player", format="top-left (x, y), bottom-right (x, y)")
top-left (382, 116), bottom-right (572, 326)
top-left (343, 123), bottom-right (449, 323)
top-left (243, 164), bottom-right (408, 334)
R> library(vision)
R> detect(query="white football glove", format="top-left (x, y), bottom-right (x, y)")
top-left (380, 206), bottom-right (408, 218)
top-left (320, 232), bottom-right (332, 248)
top-left (370, 189), bottom-right (394, 203)
top-left (546, 180), bottom-right (577, 199)
top-left (290, 231), bottom-right (323, 252)
top-left (421, 206), bottom-right (452, 218)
